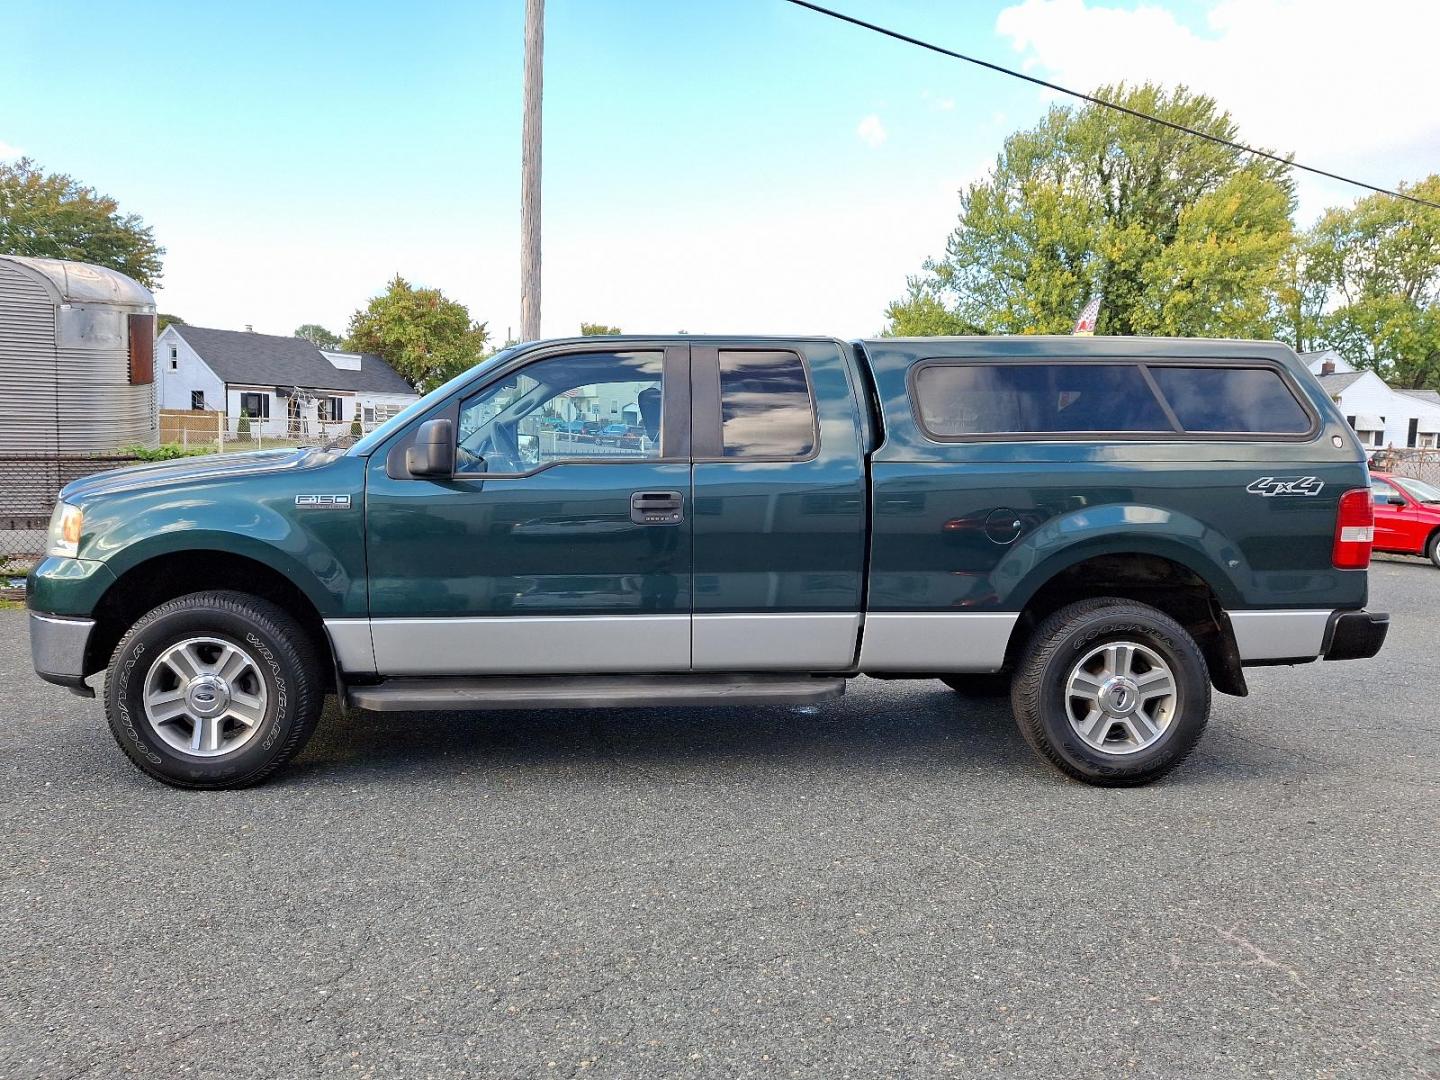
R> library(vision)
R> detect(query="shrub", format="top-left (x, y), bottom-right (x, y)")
top-left (350, 415), bottom-right (362, 438)
top-left (118, 443), bottom-right (213, 461)
top-left (237, 411), bottom-right (252, 439)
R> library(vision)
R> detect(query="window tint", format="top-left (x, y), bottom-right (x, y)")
top-left (1371, 479), bottom-right (1399, 506)
top-left (717, 350), bottom-right (815, 458)
top-left (1147, 366), bottom-right (1310, 434)
top-left (456, 351), bottom-right (663, 474)
top-left (913, 363), bottom-right (1172, 436)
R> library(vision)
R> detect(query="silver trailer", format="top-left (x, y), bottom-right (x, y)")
top-left (0, 255), bottom-right (158, 453)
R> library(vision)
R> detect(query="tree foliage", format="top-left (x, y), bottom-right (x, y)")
top-left (1301, 176), bottom-right (1440, 389)
top-left (886, 84), bottom-right (1295, 339)
top-left (579, 322), bottom-right (623, 336)
top-left (157, 313), bottom-right (185, 333)
top-left (0, 157), bottom-right (164, 288)
top-left (294, 323), bottom-right (342, 349)
top-left (344, 275), bottom-right (490, 392)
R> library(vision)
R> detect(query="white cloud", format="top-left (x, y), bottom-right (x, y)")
top-left (856, 114), bottom-right (888, 148)
top-left (0, 139), bottom-right (23, 159)
top-left (994, 0), bottom-right (1440, 219)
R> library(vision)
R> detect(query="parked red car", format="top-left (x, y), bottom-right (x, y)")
top-left (1371, 472), bottom-right (1440, 567)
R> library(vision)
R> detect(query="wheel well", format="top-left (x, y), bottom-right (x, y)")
top-left (1006, 553), bottom-right (1247, 696)
top-left (85, 551), bottom-right (334, 681)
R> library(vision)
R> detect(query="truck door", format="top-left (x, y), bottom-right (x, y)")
top-left (688, 340), bottom-right (868, 671)
top-left (363, 342), bottom-right (692, 675)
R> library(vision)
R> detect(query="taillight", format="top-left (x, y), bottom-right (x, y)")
top-left (1333, 489), bottom-right (1374, 569)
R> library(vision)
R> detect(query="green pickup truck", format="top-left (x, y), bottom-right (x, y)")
top-left (29, 335), bottom-right (1388, 789)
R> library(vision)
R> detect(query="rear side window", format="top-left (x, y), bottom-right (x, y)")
top-left (1146, 366), bottom-right (1310, 434)
top-left (717, 350), bottom-right (816, 458)
top-left (913, 363), bottom-right (1172, 436)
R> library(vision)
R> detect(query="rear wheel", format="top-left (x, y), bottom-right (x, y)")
top-left (104, 591), bottom-right (325, 789)
top-left (1011, 597), bottom-right (1210, 786)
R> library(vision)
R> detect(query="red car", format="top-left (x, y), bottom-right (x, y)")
top-left (1371, 472), bottom-right (1440, 568)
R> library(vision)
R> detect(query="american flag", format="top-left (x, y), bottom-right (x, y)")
top-left (1073, 295), bottom-right (1101, 336)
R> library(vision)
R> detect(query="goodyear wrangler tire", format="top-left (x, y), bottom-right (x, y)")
top-left (104, 591), bottom-right (324, 789)
top-left (1011, 597), bottom-right (1210, 787)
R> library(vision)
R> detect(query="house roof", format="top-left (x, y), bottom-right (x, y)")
top-left (1399, 388), bottom-right (1440, 406)
top-left (1316, 371), bottom-right (1365, 394)
top-left (172, 324), bottom-right (414, 395)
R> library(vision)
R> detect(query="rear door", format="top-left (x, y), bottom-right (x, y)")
top-left (688, 340), bottom-right (868, 671)
top-left (363, 342), bottom-right (692, 675)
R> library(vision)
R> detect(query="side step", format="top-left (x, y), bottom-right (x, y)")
top-left (347, 674), bottom-right (847, 713)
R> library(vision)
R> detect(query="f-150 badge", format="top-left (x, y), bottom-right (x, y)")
top-left (1246, 476), bottom-right (1324, 498)
top-left (295, 494), bottom-right (351, 509)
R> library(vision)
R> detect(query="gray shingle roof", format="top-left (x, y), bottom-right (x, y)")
top-left (1316, 371), bottom-right (1364, 394)
top-left (1399, 388), bottom-right (1440, 405)
top-left (173, 325), bottom-right (414, 395)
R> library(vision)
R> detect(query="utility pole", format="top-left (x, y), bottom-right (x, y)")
top-left (520, 0), bottom-right (544, 342)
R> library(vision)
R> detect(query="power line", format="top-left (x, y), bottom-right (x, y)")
top-left (782, 0), bottom-right (1440, 212)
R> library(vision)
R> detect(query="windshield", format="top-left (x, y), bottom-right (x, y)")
top-left (1396, 477), bottom-right (1440, 504)
top-left (347, 346), bottom-right (523, 456)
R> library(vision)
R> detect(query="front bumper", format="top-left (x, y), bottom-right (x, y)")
top-left (1322, 609), bottom-right (1389, 662)
top-left (29, 612), bottom-right (97, 697)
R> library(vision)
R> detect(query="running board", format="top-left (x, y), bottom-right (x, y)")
top-left (347, 674), bottom-right (847, 713)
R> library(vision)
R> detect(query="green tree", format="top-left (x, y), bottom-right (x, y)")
top-left (0, 157), bottom-right (164, 288)
top-left (294, 323), bottom-right (342, 349)
top-left (887, 84), bottom-right (1295, 339)
top-left (1303, 176), bottom-right (1440, 389)
top-left (157, 313), bottom-right (186, 333)
top-left (344, 275), bottom-right (490, 392)
top-left (580, 322), bottom-right (622, 336)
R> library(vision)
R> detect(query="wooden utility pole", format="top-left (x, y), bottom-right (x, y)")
top-left (520, 0), bottom-right (544, 342)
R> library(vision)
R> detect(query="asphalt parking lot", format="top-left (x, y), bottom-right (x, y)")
top-left (2, 559), bottom-right (1436, 1079)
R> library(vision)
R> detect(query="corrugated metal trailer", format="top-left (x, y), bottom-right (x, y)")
top-left (0, 255), bottom-right (158, 452)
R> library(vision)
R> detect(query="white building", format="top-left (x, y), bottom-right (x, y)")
top-left (1303, 350), bottom-right (1440, 451)
top-left (156, 324), bottom-right (418, 435)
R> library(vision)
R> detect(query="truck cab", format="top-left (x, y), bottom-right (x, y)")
top-left (29, 335), bottom-right (1387, 789)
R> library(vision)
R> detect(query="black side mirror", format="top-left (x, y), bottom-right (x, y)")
top-left (1389, 494), bottom-right (1406, 506)
top-left (405, 418), bottom-right (455, 478)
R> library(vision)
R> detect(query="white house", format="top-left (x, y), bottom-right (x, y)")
top-left (1303, 349), bottom-right (1440, 451)
top-left (155, 324), bottom-right (418, 435)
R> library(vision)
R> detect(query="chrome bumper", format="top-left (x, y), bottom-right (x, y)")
top-left (29, 612), bottom-right (96, 697)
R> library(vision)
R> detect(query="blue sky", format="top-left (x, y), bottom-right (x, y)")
top-left (3, 0), bottom-right (1435, 340)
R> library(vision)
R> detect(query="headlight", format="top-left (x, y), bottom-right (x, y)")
top-left (46, 502), bottom-right (83, 559)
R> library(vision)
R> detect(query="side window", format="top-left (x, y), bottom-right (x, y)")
top-left (456, 351), bottom-right (664, 475)
top-left (1146, 366), bottom-right (1311, 434)
top-left (1372, 480), bottom-right (1399, 507)
top-left (717, 349), bottom-right (816, 458)
top-left (913, 363), bottom-right (1172, 437)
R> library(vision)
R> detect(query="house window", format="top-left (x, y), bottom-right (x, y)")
top-left (363, 407), bottom-right (375, 425)
top-left (191, 390), bottom-right (205, 410)
top-left (169, 347), bottom-right (179, 371)
top-left (240, 392), bottom-right (270, 419)
top-left (373, 402), bottom-right (402, 422)
top-left (326, 397), bottom-right (343, 422)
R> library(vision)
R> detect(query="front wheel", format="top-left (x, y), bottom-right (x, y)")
top-left (1428, 532), bottom-right (1440, 570)
top-left (1011, 598), bottom-right (1210, 786)
top-left (104, 591), bottom-right (325, 789)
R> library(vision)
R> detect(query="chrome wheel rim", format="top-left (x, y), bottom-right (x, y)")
top-left (142, 636), bottom-right (269, 758)
top-left (1064, 640), bottom-right (1177, 756)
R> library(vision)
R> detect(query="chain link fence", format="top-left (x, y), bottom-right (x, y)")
top-left (1, 452), bottom-right (147, 594)
top-left (1372, 448), bottom-right (1440, 486)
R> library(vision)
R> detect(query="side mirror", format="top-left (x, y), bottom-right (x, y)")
top-left (405, 418), bottom-right (455, 478)
top-left (1389, 494), bottom-right (1406, 506)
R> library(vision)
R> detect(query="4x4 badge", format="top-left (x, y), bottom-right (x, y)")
top-left (295, 494), bottom-right (351, 509)
top-left (1246, 476), bottom-right (1324, 498)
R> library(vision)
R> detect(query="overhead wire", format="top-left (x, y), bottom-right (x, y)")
top-left (782, 0), bottom-right (1440, 211)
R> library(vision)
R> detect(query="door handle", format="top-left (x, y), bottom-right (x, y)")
top-left (631, 490), bottom-right (683, 525)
